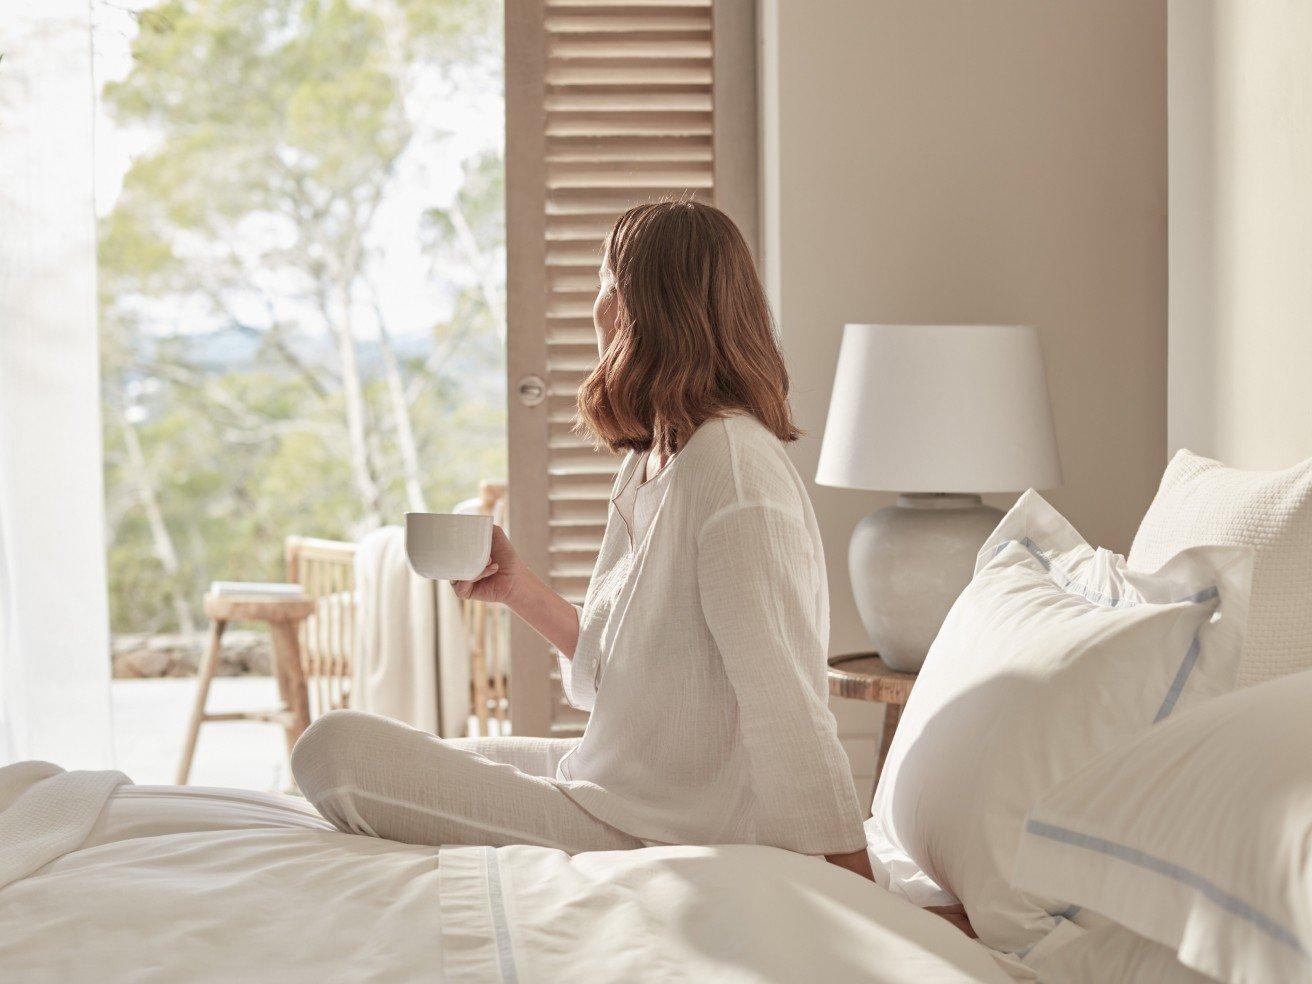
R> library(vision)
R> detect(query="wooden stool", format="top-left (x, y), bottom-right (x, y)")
top-left (175, 593), bottom-right (316, 785)
top-left (827, 652), bottom-right (918, 805)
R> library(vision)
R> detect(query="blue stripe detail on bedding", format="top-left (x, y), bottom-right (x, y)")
top-left (1153, 630), bottom-right (1202, 722)
top-left (1024, 820), bottom-right (1306, 955)
top-left (483, 847), bottom-right (521, 984)
top-left (992, 538), bottom-right (1214, 723)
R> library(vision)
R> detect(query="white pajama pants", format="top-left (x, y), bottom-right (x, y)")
top-left (290, 710), bottom-right (643, 853)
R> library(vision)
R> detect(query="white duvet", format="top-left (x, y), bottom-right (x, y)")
top-left (0, 764), bottom-right (1016, 983)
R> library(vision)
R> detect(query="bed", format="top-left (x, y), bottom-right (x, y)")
top-left (4, 452), bottom-right (1310, 983)
top-left (0, 767), bottom-right (1019, 983)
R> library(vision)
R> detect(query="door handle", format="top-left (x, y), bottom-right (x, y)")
top-left (516, 374), bottom-right (546, 407)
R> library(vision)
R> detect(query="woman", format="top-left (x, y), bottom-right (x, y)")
top-left (292, 200), bottom-right (872, 879)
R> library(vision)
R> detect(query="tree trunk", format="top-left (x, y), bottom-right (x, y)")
top-left (329, 282), bottom-right (384, 532)
top-left (376, 316), bottom-right (428, 512)
top-left (121, 411), bottom-right (197, 636)
top-left (448, 201), bottom-right (506, 342)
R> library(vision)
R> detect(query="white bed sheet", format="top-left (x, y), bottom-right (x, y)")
top-left (441, 843), bottom-right (1020, 983)
top-left (0, 776), bottom-right (1020, 983)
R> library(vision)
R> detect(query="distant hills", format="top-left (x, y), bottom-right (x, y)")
top-left (133, 325), bottom-right (503, 392)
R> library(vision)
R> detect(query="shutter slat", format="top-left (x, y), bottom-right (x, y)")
top-left (546, 92), bottom-right (712, 113)
top-left (552, 556), bottom-right (601, 575)
top-left (547, 15), bottom-right (711, 33)
top-left (548, 378), bottom-right (588, 398)
top-left (546, 229), bottom-right (607, 245)
top-left (549, 459), bottom-right (622, 478)
top-left (547, 299), bottom-right (597, 318)
top-left (550, 436), bottom-right (600, 454)
top-left (551, 531), bottom-right (606, 552)
top-left (550, 500), bottom-right (610, 525)
top-left (548, 483), bottom-right (615, 502)
top-left (546, 243), bottom-right (603, 265)
top-left (547, 138), bottom-right (712, 163)
top-left (545, 214), bottom-right (616, 236)
top-left (546, 114), bottom-right (712, 138)
top-left (548, 0), bottom-right (710, 8)
top-left (549, 325), bottom-right (601, 345)
top-left (547, 64), bottom-right (712, 86)
top-left (548, 353), bottom-right (599, 373)
top-left (551, 39), bottom-right (711, 59)
top-left (548, 168), bottom-right (712, 190)
top-left (550, 272), bottom-right (601, 292)
top-left (545, 187), bottom-right (711, 214)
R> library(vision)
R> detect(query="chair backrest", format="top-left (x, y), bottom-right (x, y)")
top-left (465, 482), bottom-right (511, 735)
top-left (285, 536), bottom-right (357, 720)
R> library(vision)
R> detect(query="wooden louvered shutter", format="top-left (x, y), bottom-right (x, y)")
top-left (505, 0), bottom-right (759, 737)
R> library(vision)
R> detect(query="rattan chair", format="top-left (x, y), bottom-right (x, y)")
top-left (464, 482), bottom-right (510, 734)
top-left (285, 536), bottom-right (358, 722)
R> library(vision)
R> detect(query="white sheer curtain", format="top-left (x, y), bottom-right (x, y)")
top-left (0, 0), bottom-right (114, 767)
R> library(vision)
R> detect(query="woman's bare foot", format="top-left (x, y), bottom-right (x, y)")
top-left (926, 904), bottom-right (976, 938)
top-left (820, 852), bottom-right (974, 938)
top-left (824, 848), bottom-right (875, 880)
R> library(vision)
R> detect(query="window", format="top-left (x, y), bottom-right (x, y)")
top-left (93, 0), bottom-right (505, 785)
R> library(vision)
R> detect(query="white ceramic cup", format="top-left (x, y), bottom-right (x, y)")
top-left (405, 512), bottom-right (493, 581)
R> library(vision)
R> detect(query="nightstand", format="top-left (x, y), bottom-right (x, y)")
top-left (827, 652), bottom-right (917, 802)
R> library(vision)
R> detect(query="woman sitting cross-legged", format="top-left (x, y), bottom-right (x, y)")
top-left (291, 199), bottom-right (872, 881)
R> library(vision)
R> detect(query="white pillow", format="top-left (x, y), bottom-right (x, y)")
top-left (1129, 449), bottom-right (1312, 686)
top-left (1013, 667), bottom-right (1312, 984)
top-left (867, 490), bottom-right (1251, 955)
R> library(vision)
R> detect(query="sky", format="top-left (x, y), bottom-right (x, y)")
top-left (90, 0), bottom-right (504, 342)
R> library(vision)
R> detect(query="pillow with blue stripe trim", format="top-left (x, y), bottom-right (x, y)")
top-left (866, 490), bottom-right (1252, 956)
top-left (1015, 666), bottom-right (1312, 984)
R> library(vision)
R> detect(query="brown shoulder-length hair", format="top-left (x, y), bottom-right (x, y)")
top-left (576, 199), bottom-right (800, 458)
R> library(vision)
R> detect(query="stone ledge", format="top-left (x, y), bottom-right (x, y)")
top-left (111, 631), bottom-right (272, 679)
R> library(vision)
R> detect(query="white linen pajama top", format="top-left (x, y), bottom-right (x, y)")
top-left (554, 414), bottom-right (866, 855)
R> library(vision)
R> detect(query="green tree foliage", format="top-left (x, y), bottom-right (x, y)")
top-left (98, 0), bottom-right (504, 634)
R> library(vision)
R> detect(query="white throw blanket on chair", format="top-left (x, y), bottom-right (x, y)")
top-left (352, 526), bottom-right (469, 737)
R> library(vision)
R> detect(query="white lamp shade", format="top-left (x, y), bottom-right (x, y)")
top-left (815, 324), bottom-right (1062, 493)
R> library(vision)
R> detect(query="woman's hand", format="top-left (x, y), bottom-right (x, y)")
top-left (452, 525), bottom-right (526, 605)
top-left (451, 525), bottom-right (582, 658)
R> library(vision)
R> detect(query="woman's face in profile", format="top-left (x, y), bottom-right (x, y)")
top-left (593, 254), bottom-right (619, 357)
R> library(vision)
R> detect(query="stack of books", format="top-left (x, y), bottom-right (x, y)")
top-left (209, 581), bottom-right (308, 599)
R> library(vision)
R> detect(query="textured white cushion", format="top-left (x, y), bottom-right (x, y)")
top-left (1129, 449), bottom-right (1312, 686)
top-left (867, 490), bottom-right (1252, 955)
top-left (1014, 668), bottom-right (1312, 984)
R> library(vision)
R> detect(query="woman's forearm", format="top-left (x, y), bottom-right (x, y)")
top-left (506, 568), bottom-right (581, 658)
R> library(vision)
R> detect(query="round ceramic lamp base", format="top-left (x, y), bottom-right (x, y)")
top-left (849, 493), bottom-right (1003, 672)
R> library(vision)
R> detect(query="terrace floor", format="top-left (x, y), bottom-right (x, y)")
top-left (111, 676), bottom-right (289, 791)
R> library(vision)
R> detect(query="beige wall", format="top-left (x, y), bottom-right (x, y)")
top-left (759, 0), bottom-right (1168, 800)
top-left (761, 0), bottom-right (1168, 651)
top-left (1168, 0), bottom-right (1312, 469)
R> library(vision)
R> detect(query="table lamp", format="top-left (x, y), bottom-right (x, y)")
top-left (816, 324), bottom-right (1062, 671)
